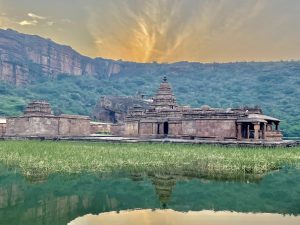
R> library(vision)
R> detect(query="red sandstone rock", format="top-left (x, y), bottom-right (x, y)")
top-left (0, 29), bottom-right (122, 86)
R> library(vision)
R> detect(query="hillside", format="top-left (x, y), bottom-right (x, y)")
top-left (0, 29), bottom-right (123, 86)
top-left (0, 29), bottom-right (299, 137)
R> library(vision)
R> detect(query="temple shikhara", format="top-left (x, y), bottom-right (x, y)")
top-left (5, 101), bottom-right (90, 137)
top-left (116, 77), bottom-right (282, 141)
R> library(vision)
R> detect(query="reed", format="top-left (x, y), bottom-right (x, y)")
top-left (0, 140), bottom-right (299, 180)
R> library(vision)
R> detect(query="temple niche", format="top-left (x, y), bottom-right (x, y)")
top-left (116, 77), bottom-right (282, 141)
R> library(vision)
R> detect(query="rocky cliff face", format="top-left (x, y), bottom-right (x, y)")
top-left (0, 29), bottom-right (123, 86)
top-left (92, 96), bottom-right (150, 123)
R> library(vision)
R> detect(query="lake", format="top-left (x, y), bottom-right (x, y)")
top-left (0, 164), bottom-right (299, 225)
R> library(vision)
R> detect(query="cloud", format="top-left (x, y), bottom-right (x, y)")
top-left (85, 0), bottom-right (270, 62)
top-left (47, 21), bottom-right (54, 26)
top-left (19, 20), bottom-right (38, 26)
top-left (28, 13), bottom-right (46, 20)
top-left (18, 12), bottom-right (55, 27)
top-left (2, 0), bottom-right (300, 62)
top-left (61, 18), bottom-right (71, 23)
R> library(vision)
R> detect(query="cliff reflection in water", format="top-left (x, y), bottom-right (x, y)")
top-left (0, 164), bottom-right (299, 225)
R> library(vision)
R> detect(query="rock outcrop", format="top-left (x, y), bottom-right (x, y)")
top-left (0, 29), bottom-right (123, 86)
top-left (92, 96), bottom-right (151, 123)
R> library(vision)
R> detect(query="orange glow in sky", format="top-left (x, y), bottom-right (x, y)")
top-left (1, 0), bottom-right (300, 63)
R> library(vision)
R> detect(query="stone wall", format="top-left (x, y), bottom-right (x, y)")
top-left (110, 124), bottom-right (125, 136)
top-left (182, 120), bottom-right (197, 136)
top-left (6, 115), bottom-right (90, 137)
top-left (90, 122), bottom-right (112, 134)
top-left (124, 121), bottom-right (139, 137)
top-left (169, 122), bottom-right (182, 137)
top-left (196, 119), bottom-right (237, 139)
top-left (58, 115), bottom-right (90, 136)
top-left (139, 122), bottom-right (154, 137)
top-left (6, 116), bottom-right (59, 136)
top-left (265, 131), bottom-right (283, 141)
top-left (0, 123), bottom-right (6, 136)
top-left (182, 119), bottom-right (237, 139)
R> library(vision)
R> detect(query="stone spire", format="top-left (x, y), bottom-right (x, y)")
top-left (151, 76), bottom-right (177, 109)
top-left (24, 100), bottom-right (53, 116)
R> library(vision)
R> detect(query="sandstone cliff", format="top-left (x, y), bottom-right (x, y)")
top-left (0, 29), bottom-right (123, 86)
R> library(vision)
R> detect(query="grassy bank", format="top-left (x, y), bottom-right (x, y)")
top-left (0, 140), bottom-right (299, 180)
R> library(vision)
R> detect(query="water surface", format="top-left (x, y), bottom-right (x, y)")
top-left (70, 210), bottom-right (299, 225)
top-left (0, 165), bottom-right (299, 225)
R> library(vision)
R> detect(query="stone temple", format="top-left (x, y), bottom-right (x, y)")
top-left (115, 77), bottom-right (282, 141)
top-left (5, 101), bottom-right (90, 137)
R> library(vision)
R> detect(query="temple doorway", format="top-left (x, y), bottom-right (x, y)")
top-left (241, 123), bottom-right (255, 139)
top-left (163, 122), bottom-right (169, 136)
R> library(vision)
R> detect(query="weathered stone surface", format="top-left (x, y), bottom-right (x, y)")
top-left (24, 101), bottom-right (52, 116)
top-left (152, 76), bottom-right (177, 110)
top-left (0, 29), bottom-right (123, 86)
top-left (60, 115), bottom-right (90, 136)
top-left (92, 96), bottom-right (150, 123)
top-left (90, 122), bottom-right (112, 134)
top-left (124, 121), bottom-right (139, 137)
top-left (5, 101), bottom-right (90, 137)
top-left (6, 116), bottom-right (59, 136)
top-left (194, 119), bottom-right (236, 139)
top-left (110, 124), bottom-right (125, 136)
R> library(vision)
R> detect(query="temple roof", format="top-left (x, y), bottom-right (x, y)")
top-left (237, 114), bottom-right (280, 123)
top-left (151, 76), bottom-right (177, 110)
top-left (248, 114), bottom-right (280, 122)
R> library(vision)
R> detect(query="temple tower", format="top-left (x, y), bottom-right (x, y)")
top-left (151, 76), bottom-right (177, 110)
top-left (24, 100), bottom-right (53, 116)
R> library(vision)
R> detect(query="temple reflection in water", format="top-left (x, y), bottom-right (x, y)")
top-left (0, 164), bottom-right (299, 225)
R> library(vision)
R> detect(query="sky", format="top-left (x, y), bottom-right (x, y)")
top-left (1, 0), bottom-right (300, 63)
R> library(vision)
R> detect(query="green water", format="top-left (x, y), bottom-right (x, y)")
top-left (0, 165), bottom-right (299, 225)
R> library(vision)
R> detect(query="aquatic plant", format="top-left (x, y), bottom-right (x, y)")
top-left (0, 141), bottom-right (299, 180)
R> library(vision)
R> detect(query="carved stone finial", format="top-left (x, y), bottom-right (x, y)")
top-left (163, 76), bottom-right (167, 82)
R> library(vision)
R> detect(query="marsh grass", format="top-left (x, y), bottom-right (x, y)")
top-left (0, 140), bottom-right (299, 180)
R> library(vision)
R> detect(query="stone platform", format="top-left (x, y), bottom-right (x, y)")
top-left (1, 135), bottom-right (299, 148)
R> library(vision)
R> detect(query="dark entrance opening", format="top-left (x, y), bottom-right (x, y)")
top-left (163, 122), bottom-right (169, 136)
top-left (241, 123), bottom-right (255, 139)
top-left (157, 124), bottom-right (160, 134)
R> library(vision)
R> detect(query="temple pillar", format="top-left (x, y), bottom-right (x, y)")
top-left (275, 122), bottom-right (279, 131)
top-left (247, 125), bottom-right (250, 139)
top-left (262, 123), bottom-right (266, 139)
top-left (153, 123), bottom-right (157, 135)
top-left (254, 123), bottom-right (260, 140)
top-left (156, 123), bottom-right (161, 135)
top-left (160, 123), bottom-right (164, 135)
top-left (237, 123), bottom-right (242, 141)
